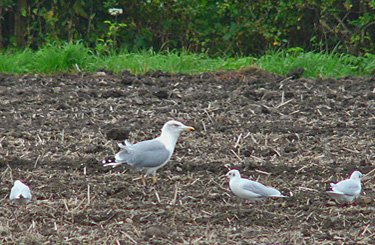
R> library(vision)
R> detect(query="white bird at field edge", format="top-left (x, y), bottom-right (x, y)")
top-left (325, 170), bottom-right (362, 205)
top-left (10, 180), bottom-right (32, 206)
top-left (226, 169), bottom-right (288, 203)
top-left (104, 120), bottom-right (195, 184)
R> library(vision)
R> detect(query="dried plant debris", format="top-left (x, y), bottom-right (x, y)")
top-left (1, 70), bottom-right (375, 244)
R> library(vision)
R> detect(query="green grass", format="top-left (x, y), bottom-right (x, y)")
top-left (0, 42), bottom-right (374, 78)
top-left (94, 51), bottom-right (227, 74)
top-left (254, 49), bottom-right (375, 78)
top-left (33, 42), bottom-right (92, 73)
top-left (0, 49), bottom-right (35, 74)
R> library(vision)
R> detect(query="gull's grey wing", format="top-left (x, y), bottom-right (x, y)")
top-left (241, 179), bottom-right (281, 197)
top-left (332, 179), bottom-right (361, 196)
top-left (10, 185), bottom-right (31, 200)
top-left (9, 186), bottom-right (18, 200)
top-left (21, 187), bottom-right (32, 200)
top-left (116, 139), bottom-right (171, 168)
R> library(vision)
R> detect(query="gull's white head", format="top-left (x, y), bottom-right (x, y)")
top-left (161, 120), bottom-right (195, 136)
top-left (226, 169), bottom-right (241, 180)
top-left (350, 171), bottom-right (362, 180)
top-left (14, 180), bottom-right (23, 187)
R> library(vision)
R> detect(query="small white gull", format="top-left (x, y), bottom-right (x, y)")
top-left (10, 180), bottom-right (32, 206)
top-left (226, 169), bottom-right (287, 203)
top-left (104, 120), bottom-right (194, 184)
top-left (325, 170), bottom-right (362, 205)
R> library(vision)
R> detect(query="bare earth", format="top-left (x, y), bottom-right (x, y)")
top-left (0, 68), bottom-right (375, 244)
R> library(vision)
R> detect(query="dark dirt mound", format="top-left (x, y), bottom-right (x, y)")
top-left (1, 69), bottom-right (375, 244)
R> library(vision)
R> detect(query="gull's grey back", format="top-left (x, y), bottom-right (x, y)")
top-left (116, 138), bottom-right (171, 168)
top-left (242, 180), bottom-right (282, 197)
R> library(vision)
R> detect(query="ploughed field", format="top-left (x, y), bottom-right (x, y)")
top-left (0, 68), bottom-right (375, 244)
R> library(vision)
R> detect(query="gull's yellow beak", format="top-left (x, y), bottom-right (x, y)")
top-left (184, 126), bottom-right (195, 131)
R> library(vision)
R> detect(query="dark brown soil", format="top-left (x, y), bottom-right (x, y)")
top-left (1, 69), bottom-right (375, 244)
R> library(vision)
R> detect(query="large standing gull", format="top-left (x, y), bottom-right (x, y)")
top-left (325, 170), bottom-right (362, 205)
top-left (104, 120), bottom-right (194, 184)
top-left (226, 169), bottom-right (287, 203)
top-left (10, 180), bottom-right (32, 206)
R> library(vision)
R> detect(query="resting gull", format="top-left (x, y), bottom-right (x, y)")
top-left (226, 169), bottom-right (287, 203)
top-left (325, 170), bottom-right (362, 205)
top-left (10, 180), bottom-right (32, 206)
top-left (104, 120), bottom-right (194, 184)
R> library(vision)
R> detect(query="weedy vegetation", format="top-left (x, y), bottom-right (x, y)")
top-left (1, 42), bottom-right (375, 77)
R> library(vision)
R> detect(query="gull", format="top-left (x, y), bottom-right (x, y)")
top-left (10, 180), bottom-right (32, 206)
top-left (104, 120), bottom-right (195, 184)
top-left (325, 170), bottom-right (362, 205)
top-left (226, 169), bottom-right (287, 203)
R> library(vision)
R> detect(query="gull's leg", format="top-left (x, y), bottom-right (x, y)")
top-left (10, 206), bottom-right (17, 220)
top-left (151, 171), bottom-right (157, 184)
top-left (10, 206), bottom-right (19, 228)
top-left (142, 175), bottom-right (146, 186)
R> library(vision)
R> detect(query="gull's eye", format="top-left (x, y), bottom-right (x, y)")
top-left (173, 123), bottom-right (180, 127)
